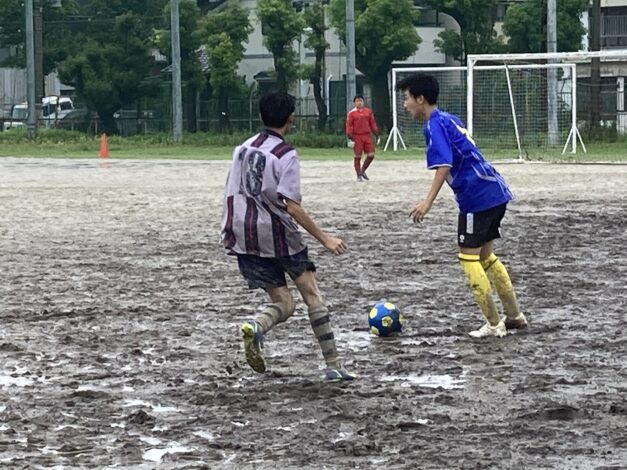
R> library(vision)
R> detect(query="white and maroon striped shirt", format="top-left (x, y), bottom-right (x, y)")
top-left (220, 129), bottom-right (307, 258)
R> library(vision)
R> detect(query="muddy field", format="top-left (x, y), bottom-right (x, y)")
top-left (0, 157), bottom-right (625, 469)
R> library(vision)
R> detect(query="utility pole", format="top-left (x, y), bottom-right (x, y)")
top-left (34, 0), bottom-right (44, 115)
top-left (345, 0), bottom-right (356, 111)
top-left (171, 0), bottom-right (183, 142)
top-left (547, 0), bottom-right (558, 145)
top-left (590, 0), bottom-right (601, 129)
top-left (25, 0), bottom-right (37, 139)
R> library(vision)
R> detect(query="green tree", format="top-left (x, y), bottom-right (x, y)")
top-left (427, 0), bottom-right (504, 63)
top-left (0, 0), bottom-right (26, 65)
top-left (58, 1), bottom-right (168, 135)
top-left (155, 0), bottom-right (205, 132)
top-left (257, 0), bottom-right (305, 92)
top-left (302, 1), bottom-right (330, 131)
top-left (503, 0), bottom-right (588, 53)
top-left (199, 0), bottom-right (253, 131)
top-left (329, 0), bottom-right (421, 129)
top-left (0, 0), bottom-right (77, 73)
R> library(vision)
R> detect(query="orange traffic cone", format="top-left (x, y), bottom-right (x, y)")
top-left (99, 133), bottom-right (110, 158)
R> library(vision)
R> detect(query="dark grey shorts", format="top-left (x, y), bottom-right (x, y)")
top-left (236, 248), bottom-right (316, 290)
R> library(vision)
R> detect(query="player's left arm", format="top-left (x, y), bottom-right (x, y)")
top-left (369, 109), bottom-right (379, 135)
top-left (285, 199), bottom-right (347, 255)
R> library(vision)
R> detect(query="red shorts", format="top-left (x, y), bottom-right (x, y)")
top-left (352, 134), bottom-right (374, 157)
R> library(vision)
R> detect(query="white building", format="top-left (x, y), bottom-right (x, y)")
top-left (224, 0), bottom-right (459, 102)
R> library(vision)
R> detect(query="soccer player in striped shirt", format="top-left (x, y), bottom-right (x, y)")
top-left (220, 91), bottom-right (355, 381)
top-left (395, 73), bottom-right (528, 338)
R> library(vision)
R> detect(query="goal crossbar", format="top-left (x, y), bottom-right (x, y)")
top-left (467, 50), bottom-right (627, 64)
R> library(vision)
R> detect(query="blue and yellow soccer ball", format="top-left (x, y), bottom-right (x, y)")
top-left (368, 302), bottom-right (404, 337)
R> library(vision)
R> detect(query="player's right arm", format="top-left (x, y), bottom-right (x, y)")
top-left (285, 198), bottom-right (347, 255)
top-left (345, 111), bottom-right (354, 140)
top-left (410, 166), bottom-right (449, 223)
top-left (410, 120), bottom-right (453, 223)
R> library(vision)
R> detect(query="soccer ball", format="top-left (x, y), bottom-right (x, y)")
top-left (368, 302), bottom-right (404, 337)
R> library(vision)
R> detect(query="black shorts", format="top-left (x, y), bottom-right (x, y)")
top-left (236, 248), bottom-right (316, 290)
top-left (457, 203), bottom-right (507, 248)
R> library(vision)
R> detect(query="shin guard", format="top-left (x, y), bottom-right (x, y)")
top-left (459, 253), bottom-right (500, 326)
top-left (353, 157), bottom-right (362, 176)
top-left (481, 253), bottom-right (521, 320)
top-left (308, 305), bottom-right (340, 369)
top-left (255, 304), bottom-right (290, 334)
top-left (361, 155), bottom-right (374, 174)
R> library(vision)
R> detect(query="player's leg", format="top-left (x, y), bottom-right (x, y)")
top-left (237, 254), bottom-right (296, 373)
top-left (360, 137), bottom-right (375, 180)
top-left (256, 286), bottom-right (295, 333)
top-left (480, 244), bottom-right (527, 329)
top-left (282, 248), bottom-right (353, 380)
top-left (292, 270), bottom-right (355, 381)
top-left (457, 209), bottom-right (506, 338)
top-left (353, 137), bottom-right (364, 181)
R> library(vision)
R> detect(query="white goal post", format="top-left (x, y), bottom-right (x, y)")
top-left (386, 63), bottom-right (579, 159)
top-left (468, 50), bottom-right (627, 155)
top-left (388, 49), bottom-right (627, 161)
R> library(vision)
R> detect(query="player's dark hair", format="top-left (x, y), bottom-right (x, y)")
top-left (259, 91), bottom-right (296, 128)
top-left (395, 73), bottom-right (439, 105)
top-left (353, 94), bottom-right (364, 102)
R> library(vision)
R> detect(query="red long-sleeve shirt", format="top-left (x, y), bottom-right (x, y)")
top-left (346, 107), bottom-right (379, 136)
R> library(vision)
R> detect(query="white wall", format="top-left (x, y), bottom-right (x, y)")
top-left (236, 1), bottom-right (451, 88)
top-left (0, 68), bottom-right (27, 111)
top-left (602, 0), bottom-right (627, 7)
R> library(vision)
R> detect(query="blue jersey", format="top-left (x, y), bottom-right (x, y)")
top-left (424, 109), bottom-right (512, 213)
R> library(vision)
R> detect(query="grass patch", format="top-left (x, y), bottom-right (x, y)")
top-left (1, 127), bottom-right (625, 162)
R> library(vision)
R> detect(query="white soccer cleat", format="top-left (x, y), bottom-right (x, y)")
top-left (469, 320), bottom-right (507, 338)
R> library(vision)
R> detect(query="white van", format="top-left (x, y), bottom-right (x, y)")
top-left (2, 96), bottom-right (75, 130)
top-left (42, 96), bottom-right (75, 125)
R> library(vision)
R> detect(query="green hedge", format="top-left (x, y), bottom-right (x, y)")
top-left (0, 128), bottom-right (353, 148)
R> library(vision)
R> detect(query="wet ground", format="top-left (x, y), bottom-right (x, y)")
top-left (0, 157), bottom-right (625, 469)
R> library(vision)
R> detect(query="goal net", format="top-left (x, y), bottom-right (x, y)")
top-left (387, 64), bottom-right (577, 160)
top-left (387, 49), bottom-right (627, 162)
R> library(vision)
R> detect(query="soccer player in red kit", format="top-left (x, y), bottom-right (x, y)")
top-left (346, 94), bottom-right (379, 182)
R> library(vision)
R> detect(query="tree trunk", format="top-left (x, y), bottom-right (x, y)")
top-left (98, 110), bottom-right (118, 136)
top-left (186, 85), bottom-right (197, 133)
top-left (274, 54), bottom-right (288, 93)
top-left (218, 91), bottom-right (231, 133)
top-left (369, 72), bottom-right (391, 130)
top-left (312, 49), bottom-right (327, 132)
top-left (136, 100), bottom-right (142, 135)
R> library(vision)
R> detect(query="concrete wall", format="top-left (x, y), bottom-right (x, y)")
top-left (236, 0), bottom-right (453, 89)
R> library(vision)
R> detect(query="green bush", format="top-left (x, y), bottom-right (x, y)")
top-left (0, 127), bottom-right (92, 144)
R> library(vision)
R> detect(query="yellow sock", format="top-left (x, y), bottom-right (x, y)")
top-left (481, 253), bottom-right (520, 320)
top-left (459, 253), bottom-right (500, 326)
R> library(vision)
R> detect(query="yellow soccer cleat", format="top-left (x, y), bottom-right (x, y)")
top-left (241, 321), bottom-right (266, 373)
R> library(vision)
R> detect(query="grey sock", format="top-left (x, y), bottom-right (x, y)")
top-left (255, 304), bottom-right (285, 334)
top-left (308, 305), bottom-right (340, 369)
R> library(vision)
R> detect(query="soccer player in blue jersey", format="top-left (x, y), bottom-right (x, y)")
top-left (395, 73), bottom-right (528, 338)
